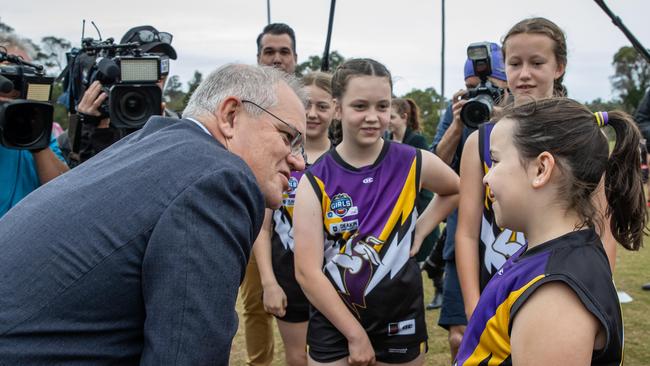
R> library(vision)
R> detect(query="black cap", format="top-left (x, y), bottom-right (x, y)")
top-left (120, 25), bottom-right (177, 60)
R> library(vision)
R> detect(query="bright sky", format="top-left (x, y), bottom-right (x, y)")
top-left (3, 0), bottom-right (649, 103)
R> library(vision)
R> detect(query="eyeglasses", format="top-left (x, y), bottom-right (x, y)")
top-left (241, 99), bottom-right (305, 161)
top-left (130, 30), bottom-right (173, 45)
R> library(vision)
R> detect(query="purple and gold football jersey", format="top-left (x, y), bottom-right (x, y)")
top-left (304, 141), bottom-right (427, 348)
top-left (455, 229), bottom-right (623, 366)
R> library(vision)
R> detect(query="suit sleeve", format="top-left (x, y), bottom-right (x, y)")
top-left (139, 167), bottom-right (264, 365)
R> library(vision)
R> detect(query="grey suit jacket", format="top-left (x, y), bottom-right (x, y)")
top-left (0, 117), bottom-right (265, 365)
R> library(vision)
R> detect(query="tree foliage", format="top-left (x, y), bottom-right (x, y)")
top-left (610, 46), bottom-right (650, 113)
top-left (296, 51), bottom-right (345, 76)
top-left (402, 87), bottom-right (444, 144)
top-left (182, 71), bottom-right (203, 110)
top-left (163, 75), bottom-right (185, 113)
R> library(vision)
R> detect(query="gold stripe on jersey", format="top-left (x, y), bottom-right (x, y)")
top-left (282, 191), bottom-right (295, 218)
top-left (464, 274), bottom-right (545, 364)
top-left (374, 158), bottom-right (418, 253)
top-left (312, 176), bottom-right (354, 244)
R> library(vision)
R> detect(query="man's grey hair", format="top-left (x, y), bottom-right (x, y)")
top-left (183, 64), bottom-right (306, 119)
top-left (0, 33), bottom-right (36, 60)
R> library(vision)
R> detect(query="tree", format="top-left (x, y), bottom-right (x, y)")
top-left (0, 19), bottom-right (14, 33)
top-left (610, 46), bottom-right (650, 113)
top-left (163, 75), bottom-right (186, 113)
top-left (182, 71), bottom-right (203, 110)
top-left (402, 87), bottom-right (444, 144)
top-left (295, 51), bottom-right (345, 76)
top-left (39, 36), bottom-right (72, 75)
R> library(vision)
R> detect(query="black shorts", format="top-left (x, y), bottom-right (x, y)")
top-left (307, 258), bottom-right (427, 363)
top-left (272, 237), bottom-right (310, 323)
top-left (273, 277), bottom-right (310, 323)
top-left (308, 340), bottom-right (427, 364)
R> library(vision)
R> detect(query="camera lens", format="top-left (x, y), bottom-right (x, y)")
top-left (109, 84), bottom-right (162, 129)
top-left (1, 101), bottom-right (52, 148)
top-left (120, 91), bottom-right (148, 122)
top-left (460, 94), bottom-right (494, 129)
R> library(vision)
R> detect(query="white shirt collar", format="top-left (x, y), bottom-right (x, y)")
top-left (185, 117), bottom-right (212, 137)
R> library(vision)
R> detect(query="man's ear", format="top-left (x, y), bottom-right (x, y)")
top-left (531, 151), bottom-right (556, 188)
top-left (214, 96), bottom-right (240, 139)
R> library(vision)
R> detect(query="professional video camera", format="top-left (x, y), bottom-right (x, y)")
top-left (66, 36), bottom-right (168, 129)
top-left (0, 50), bottom-right (55, 150)
top-left (460, 42), bottom-right (506, 129)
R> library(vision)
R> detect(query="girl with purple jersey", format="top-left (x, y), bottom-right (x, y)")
top-left (253, 72), bottom-right (335, 366)
top-left (455, 98), bottom-right (646, 365)
top-left (293, 58), bottom-right (459, 366)
top-left (455, 17), bottom-right (618, 322)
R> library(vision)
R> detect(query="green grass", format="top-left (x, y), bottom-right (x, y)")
top-left (230, 239), bottom-right (650, 365)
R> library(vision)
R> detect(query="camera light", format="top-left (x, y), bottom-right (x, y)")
top-left (121, 58), bottom-right (159, 82)
top-left (25, 83), bottom-right (52, 102)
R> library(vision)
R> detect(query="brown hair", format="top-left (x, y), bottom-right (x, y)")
top-left (501, 98), bottom-right (647, 250)
top-left (331, 58), bottom-right (392, 99)
top-left (502, 17), bottom-right (568, 97)
top-left (303, 71), bottom-right (332, 95)
top-left (303, 71), bottom-right (340, 144)
top-left (392, 97), bottom-right (421, 131)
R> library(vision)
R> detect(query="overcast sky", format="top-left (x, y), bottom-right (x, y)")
top-left (3, 0), bottom-right (649, 103)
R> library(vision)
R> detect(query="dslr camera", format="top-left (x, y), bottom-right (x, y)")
top-left (0, 51), bottom-right (55, 150)
top-left (460, 42), bottom-right (506, 129)
top-left (67, 37), bottom-right (168, 129)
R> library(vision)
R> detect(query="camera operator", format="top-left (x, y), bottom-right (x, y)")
top-left (69, 25), bottom-right (177, 164)
top-left (0, 33), bottom-right (68, 218)
top-left (429, 41), bottom-right (507, 362)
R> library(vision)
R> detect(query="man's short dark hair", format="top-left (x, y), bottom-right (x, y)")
top-left (256, 23), bottom-right (296, 55)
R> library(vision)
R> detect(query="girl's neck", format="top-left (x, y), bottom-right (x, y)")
top-left (305, 134), bottom-right (331, 164)
top-left (392, 126), bottom-right (407, 142)
top-left (523, 207), bottom-right (584, 249)
top-left (336, 139), bottom-right (385, 168)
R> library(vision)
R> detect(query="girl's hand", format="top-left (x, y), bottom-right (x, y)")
top-left (410, 223), bottom-right (426, 257)
top-left (262, 283), bottom-right (287, 318)
top-left (347, 331), bottom-right (376, 366)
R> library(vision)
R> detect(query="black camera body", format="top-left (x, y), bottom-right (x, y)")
top-left (70, 37), bottom-right (167, 129)
top-left (0, 52), bottom-right (55, 150)
top-left (460, 42), bottom-right (505, 129)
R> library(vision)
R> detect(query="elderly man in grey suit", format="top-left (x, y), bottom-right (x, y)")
top-left (0, 64), bottom-right (306, 365)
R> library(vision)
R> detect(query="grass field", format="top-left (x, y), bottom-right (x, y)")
top-left (230, 239), bottom-right (650, 365)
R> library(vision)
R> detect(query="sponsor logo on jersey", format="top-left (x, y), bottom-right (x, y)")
top-left (388, 348), bottom-right (408, 354)
top-left (330, 220), bottom-right (359, 234)
top-left (329, 193), bottom-right (354, 217)
top-left (362, 177), bottom-right (374, 184)
top-left (282, 197), bottom-right (295, 207)
top-left (388, 319), bottom-right (415, 336)
top-left (287, 176), bottom-right (299, 193)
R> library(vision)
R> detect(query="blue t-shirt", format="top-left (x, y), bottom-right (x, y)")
top-left (0, 135), bottom-right (66, 217)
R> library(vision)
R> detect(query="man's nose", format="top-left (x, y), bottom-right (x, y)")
top-left (288, 152), bottom-right (306, 171)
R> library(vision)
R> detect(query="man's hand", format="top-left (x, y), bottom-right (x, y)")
top-left (77, 81), bottom-right (110, 128)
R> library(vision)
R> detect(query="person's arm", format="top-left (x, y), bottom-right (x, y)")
top-left (411, 150), bottom-right (460, 256)
top-left (455, 132), bottom-right (484, 320)
top-left (140, 168), bottom-right (264, 365)
top-left (252, 209), bottom-right (288, 317)
top-left (293, 177), bottom-right (375, 366)
top-left (510, 282), bottom-right (602, 366)
top-left (434, 90), bottom-right (467, 165)
top-left (431, 104), bottom-right (453, 152)
top-left (31, 137), bottom-right (69, 184)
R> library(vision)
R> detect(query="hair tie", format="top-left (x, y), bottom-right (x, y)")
top-left (594, 111), bottom-right (609, 127)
